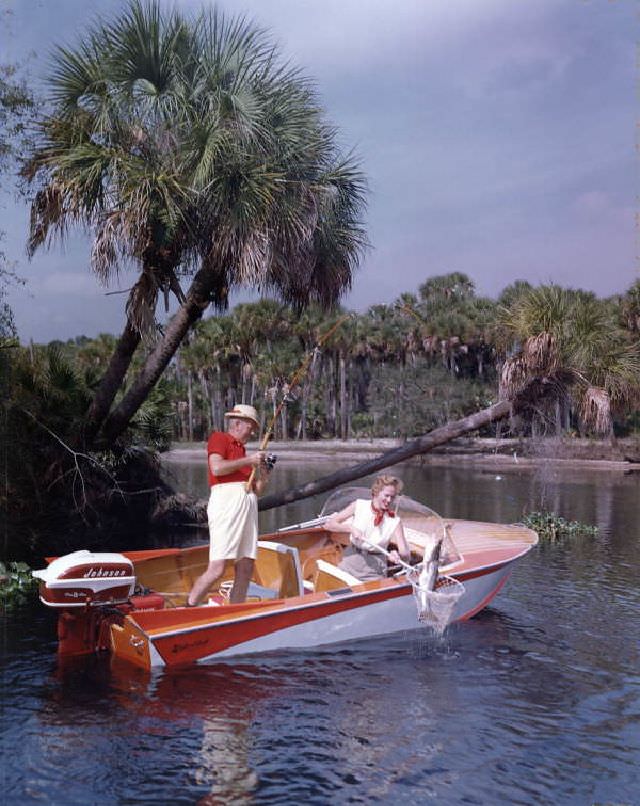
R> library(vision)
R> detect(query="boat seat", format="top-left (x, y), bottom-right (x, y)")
top-left (314, 559), bottom-right (361, 592)
top-left (133, 546), bottom-right (230, 596)
top-left (254, 541), bottom-right (305, 598)
top-left (301, 543), bottom-right (343, 583)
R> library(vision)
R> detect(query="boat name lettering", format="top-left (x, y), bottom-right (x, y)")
top-left (172, 638), bottom-right (209, 654)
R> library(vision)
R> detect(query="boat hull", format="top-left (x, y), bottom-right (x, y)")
top-left (34, 513), bottom-right (538, 670)
top-left (124, 558), bottom-right (516, 668)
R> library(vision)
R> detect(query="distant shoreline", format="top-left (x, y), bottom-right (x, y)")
top-left (162, 436), bottom-right (640, 473)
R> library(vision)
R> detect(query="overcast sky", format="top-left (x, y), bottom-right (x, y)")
top-left (1, 0), bottom-right (637, 343)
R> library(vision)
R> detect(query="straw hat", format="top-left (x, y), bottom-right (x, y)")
top-left (224, 404), bottom-right (260, 430)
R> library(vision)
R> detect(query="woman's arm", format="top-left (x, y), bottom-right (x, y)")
top-left (325, 501), bottom-right (369, 548)
top-left (389, 522), bottom-right (411, 563)
top-left (324, 501), bottom-right (356, 533)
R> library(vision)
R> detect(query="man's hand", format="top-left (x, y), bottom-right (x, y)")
top-left (248, 451), bottom-right (266, 467)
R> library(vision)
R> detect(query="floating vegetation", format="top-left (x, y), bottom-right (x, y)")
top-left (521, 511), bottom-right (599, 541)
top-left (0, 562), bottom-right (38, 610)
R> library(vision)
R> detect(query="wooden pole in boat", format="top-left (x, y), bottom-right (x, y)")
top-left (245, 313), bottom-right (351, 492)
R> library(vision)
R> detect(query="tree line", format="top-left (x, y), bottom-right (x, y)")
top-left (45, 271), bottom-right (640, 446)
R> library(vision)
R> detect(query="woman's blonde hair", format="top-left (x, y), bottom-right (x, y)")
top-left (370, 475), bottom-right (403, 497)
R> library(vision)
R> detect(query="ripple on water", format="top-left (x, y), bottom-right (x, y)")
top-left (3, 466), bottom-right (640, 804)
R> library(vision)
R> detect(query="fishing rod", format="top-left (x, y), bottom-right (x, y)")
top-left (357, 534), bottom-right (447, 595)
top-left (277, 515), bottom-right (329, 532)
top-left (245, 313), bottom-right (352, 491)
top-left (357, 536), bottom-right (416, 572)
top-left (396, 302), bottom-right (427, 326)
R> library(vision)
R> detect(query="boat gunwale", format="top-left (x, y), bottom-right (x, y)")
top-left (135, 576), bottom-right (409, 639)
top-left (132, 547), bottom-right (530, 642)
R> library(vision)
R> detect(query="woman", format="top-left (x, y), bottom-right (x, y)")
top-left (325, 475), bottom-right (411, 581)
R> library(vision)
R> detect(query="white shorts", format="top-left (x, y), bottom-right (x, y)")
top-left (207, 482), bottom-right (258, 562)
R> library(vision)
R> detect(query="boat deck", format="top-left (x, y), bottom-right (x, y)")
top-left (121, 518), bottom-right (537, 611)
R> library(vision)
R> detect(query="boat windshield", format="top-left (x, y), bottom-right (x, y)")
top-left (319, 486), bottom-right (462, 567)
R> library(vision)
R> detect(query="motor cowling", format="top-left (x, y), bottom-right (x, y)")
top-left (33, 549), bottom-right (136, 608)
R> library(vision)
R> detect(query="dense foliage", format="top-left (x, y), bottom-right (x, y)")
top-left (0, 560), bottom-right (38, 610)
top-left (47, 273), bottom-right (634, 445)
top-left (2, 343), bottom-right (175, 560)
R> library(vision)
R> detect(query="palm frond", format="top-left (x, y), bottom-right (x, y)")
top-left (580, 386), bottom-right (612, 435)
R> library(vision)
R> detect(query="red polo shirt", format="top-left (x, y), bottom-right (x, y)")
top-left (207, 431), bottom-right (251, 487)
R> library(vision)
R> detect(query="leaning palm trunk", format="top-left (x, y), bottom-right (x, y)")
top-left (101, 267), bottom-right (216, 443)
top-left (82, 319), bottom-right (142, 446)
top-left (259, 399), bottom-right (512, 511)
top-left (81, 267), bottom-right (164, 445)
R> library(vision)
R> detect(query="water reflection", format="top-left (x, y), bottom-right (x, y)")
top-left (112, 663), bottom-right (272, 804)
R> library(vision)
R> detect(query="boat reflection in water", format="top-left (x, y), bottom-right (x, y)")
top-left (44, 654), bottom-right (284, 803)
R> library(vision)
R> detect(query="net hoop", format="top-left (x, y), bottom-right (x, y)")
top-left (407, 571), bottom-right (465, 633)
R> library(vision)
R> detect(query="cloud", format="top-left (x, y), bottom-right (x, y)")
top-left (2, 0), bottom-right (636, 342)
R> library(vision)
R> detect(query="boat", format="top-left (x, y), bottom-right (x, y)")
top-left (33, 489), bottom-right (538, 670)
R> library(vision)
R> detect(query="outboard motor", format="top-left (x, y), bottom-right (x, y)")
top-left (33, 550), bottom-right (137, 657)
top-left (33, 550), bottom-right (136, 608)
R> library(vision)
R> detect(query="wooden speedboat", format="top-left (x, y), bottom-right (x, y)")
top-left (33, 492), bottom-right (538, 670)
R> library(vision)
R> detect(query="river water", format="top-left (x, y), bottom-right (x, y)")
top-left (2, 458), bottom-right (639, 805)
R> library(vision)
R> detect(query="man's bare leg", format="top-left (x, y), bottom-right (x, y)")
top-left (187, 559), bottom-right (226, 606)
top-left (229, 557), bottom-right (255, 603)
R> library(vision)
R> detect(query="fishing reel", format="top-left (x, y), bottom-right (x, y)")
top-left (265, 453), bottom-right (278, 470)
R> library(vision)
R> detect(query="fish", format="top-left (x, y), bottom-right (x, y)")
top-left (418, 537), bottom-right (442, 592)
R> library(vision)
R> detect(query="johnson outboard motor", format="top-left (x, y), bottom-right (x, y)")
top-left (33, 549), bottom-right (136, 608)
top-left (33, 550), bottom-right (139, 657)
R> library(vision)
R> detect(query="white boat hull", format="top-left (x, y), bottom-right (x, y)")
top-left (142, 561), bottom-right (515, 666)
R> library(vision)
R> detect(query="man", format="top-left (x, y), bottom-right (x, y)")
top-left (187, 404), bottom-right (270, 606)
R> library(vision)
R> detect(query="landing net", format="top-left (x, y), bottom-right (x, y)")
top-left (407, 571), bottom-right (465, 635)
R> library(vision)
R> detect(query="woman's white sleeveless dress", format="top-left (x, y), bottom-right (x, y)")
top-left (338, 499), bottom-right (400, 581)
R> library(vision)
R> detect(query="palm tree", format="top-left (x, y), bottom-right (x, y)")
top-left (24, 1), bottom-right (367, 449)
top-left (194, 314), bottom-right (240, 430)
top-left (289, 305), bottom-right (326, 439)
top-left (618, 280), bottom-right (640, 335)
top-left (259, 286), bottom-right (640, 511)
top-left (499, 285), bottom-right (640, 438)
top-left (99, 7), bottom-right (366, 444)
top-left (233, 300), bottom-right (292, 403)
top-left (24, 2), bottom-right (196, 444)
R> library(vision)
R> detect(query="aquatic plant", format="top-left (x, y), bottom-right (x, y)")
top-left (0, 561), bottom-right (38, 609)
top-left (521, 511), bottom-right (599, 541)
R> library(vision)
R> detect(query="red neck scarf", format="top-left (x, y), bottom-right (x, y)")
top-left (371, 502), bottom-right (394, 527)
